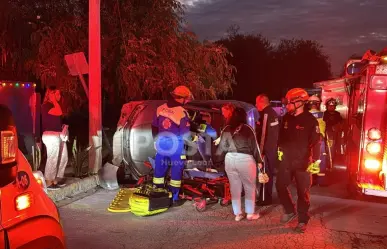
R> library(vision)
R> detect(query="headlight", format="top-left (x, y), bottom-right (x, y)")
top-left (15, 192), bottom-right (33, 211)
top-left (364, 159), bottom-right (381, 170)
top-left (368, 128), bottom-right (382, 140)
top-left (366, 142), bottom-right (382, 155)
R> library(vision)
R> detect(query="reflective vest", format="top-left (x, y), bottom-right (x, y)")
top-left (309, 109), bottom-right (326, 137)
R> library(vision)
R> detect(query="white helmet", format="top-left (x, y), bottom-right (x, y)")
top-left (308, 95), bottom-right (321, 103)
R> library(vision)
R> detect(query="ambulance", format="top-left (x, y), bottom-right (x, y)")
top-left (314, 48), bottom-right (387, 198)
top-left (0, 84), bottom-right (66, 247)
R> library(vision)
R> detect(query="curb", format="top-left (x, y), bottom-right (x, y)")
top-left (48, 175), bottom-right (100, 203)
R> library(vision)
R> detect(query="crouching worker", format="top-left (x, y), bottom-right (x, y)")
top-left (216, 105), bottom-right (263, 221)
top-left (152, 85), bottom-right (193, 207)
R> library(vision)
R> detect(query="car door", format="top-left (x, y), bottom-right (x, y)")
top-left (0, 193), bottom-right (7, 249)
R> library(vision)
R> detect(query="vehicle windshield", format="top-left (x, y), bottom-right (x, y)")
top-left (347, 62), bottom-right (363, 75)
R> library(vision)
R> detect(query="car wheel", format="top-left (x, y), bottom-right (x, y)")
top-left (194, 198), bottom-right (207, 212)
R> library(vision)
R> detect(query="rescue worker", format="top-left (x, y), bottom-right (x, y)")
top-left (255, 94), bottom-right (280, 206)
top-left (307, 95), bottom-right (328, 186)
top-left (152, 85), bottom-right (193, 206)
top-left (195, 113), bottom-right (217, 163)
top-left (323, 98), bottom-right (343, 161)
top-left (276, 88), bottom-right (321, 233)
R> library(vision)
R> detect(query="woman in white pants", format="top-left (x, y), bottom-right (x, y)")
top-left (217, 105), bottom-right (263, 221)
top-left (41, 86), bottom-right (68, 189)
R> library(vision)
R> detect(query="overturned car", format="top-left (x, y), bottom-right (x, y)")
top-left (109, 100), bottom-right (259, 186)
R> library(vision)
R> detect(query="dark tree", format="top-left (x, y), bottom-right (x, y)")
top-left (217, 27), bottom-right (332, 102)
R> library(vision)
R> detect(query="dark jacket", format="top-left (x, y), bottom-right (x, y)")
top-left (217, 108), bottom-right (263, 163)
top-left (256, 105), bottom-right (280, 153)
top-left (278, 111), bottom-right (321, 170)
top-left (323, 110), bottom-right (342, 132)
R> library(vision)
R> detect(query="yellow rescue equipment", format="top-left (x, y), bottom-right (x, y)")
top-left (129, 184), bottom-right (172, 217)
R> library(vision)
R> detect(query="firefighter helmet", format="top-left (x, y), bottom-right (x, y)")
top-left (285, 88), bottom-right (309, 103)
top-left (171, 85), bottom-right (194, 100)
top-left (326, 98), bottom-right (337, 106)
top-left (308, 95), bottom-right (321, 103)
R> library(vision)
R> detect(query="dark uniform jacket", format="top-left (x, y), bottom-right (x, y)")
top-left (256, 105), bottom-right (280, 153)
top-left (278, 111), bottom-right (321, 170)
top-left (323, 111), bottom-right (342, 132)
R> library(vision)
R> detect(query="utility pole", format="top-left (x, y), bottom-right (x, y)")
top-left (89, 0), bottom-right (102, 174)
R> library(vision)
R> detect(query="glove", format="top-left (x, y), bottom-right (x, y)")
top-left (307, 160), bottom-right (321, 174)
top-left (213, 137), bottom-right (221, 146)
top-left (277, 150), bottom-right (283, 161)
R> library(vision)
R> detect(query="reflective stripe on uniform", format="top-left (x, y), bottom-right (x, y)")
top-left (198, 124), bottom-right (207, 133)
top-left (153, 177), bottom-right (165, 184)
top-left (317, 173), bottom-right (326, 176)
top-left (170, 180), bottom-right (181, 188)
top-left (270, 121), bottom-right (279, 126)
top-left (180, 155), bottom-right (186, 160)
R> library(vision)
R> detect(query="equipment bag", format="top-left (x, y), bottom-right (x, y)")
top-left (129, 184), bottom-right (172, 217)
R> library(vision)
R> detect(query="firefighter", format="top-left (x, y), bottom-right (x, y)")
top-left (307, 95), bottom-right (329, 186)
top-left (323, 98), bottom-right (343, 161)
top-left (152, 85), bottom-right (193, 206)
top-left (255, 94), bottom-right (280, 206)
top-left (276, 88), bottom-right (321, 233)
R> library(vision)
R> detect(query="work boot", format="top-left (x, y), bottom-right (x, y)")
top-left (235, 214), bottom-right (245, 221)
top-left (280, 213), bottom-right (297, 224)
top-left (256, 199), bottom-right (273, 206)
top-left (171, 199), bottom-right (185, 207)
top-left (294, 223), bottom-right (307, 233)
top-left (247, 213), bottom-right (260, 221)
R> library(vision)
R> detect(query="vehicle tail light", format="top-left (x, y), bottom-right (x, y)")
top-left (364, 159), bottom-right (381, 170)
top-left (33, 171), bottom-right (48, 193)
top-left (0, 127), bottom-right (17, 164)
top-left (15, 193), bottom-right (33, 211)
top-left (366, 142), bottom-right (382, 155)
top-left (368, 128), bottom-right (382, 140)
top-left (370, 75), bottom-right (387, 90)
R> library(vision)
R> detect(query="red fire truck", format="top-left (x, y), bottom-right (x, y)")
top-left (314, 48), bottom-right (387, 198)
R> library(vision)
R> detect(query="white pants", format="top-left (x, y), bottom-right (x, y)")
top-left (225, 153), bottom-right (257, 215)
top-left (42, 131), bottom-right (68, 181)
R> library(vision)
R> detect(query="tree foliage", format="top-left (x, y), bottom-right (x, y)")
top-left (3, 0), bottom-right (235, 111)
top-left (116, 0), bottom-right (235, 100)
top-left (0, 0), bottom-right (34, 79)
top-left (216, 31), bottom-right (275, 103)
top-left (217, 27), bottom-right (332, 102)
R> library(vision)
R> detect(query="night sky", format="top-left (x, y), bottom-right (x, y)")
top-left (179, 0), bottom-right (387, 75)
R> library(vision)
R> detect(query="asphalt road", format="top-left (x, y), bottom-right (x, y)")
top-left (59, 172), bottom-right (387, 249)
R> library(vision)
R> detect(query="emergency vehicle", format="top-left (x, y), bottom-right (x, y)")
top-left (0, 82), bottom-right (66, 248)
top-left (314, 48), bottom-right (387, 198)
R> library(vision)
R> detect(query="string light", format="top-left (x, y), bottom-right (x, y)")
top-left (0, 82), bottom-right (36, 88)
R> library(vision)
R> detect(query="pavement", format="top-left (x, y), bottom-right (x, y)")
top-left (59, 174), bottom-right (387, 249)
